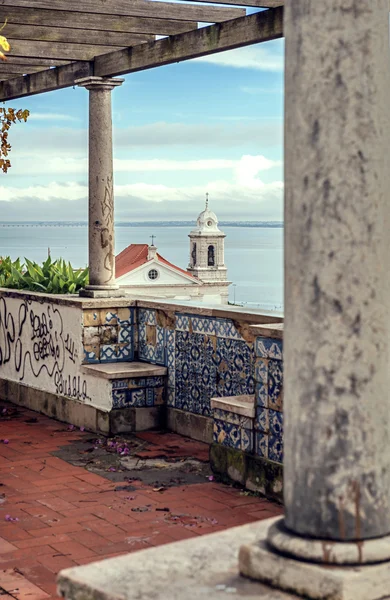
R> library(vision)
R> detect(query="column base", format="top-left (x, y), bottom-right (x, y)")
top-left (79, 286), bottom-right (125, 298)
top-left (239, 518), bottom-right (390, 600)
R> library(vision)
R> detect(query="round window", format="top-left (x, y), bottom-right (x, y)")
top-left (148, 269), bottom-right (159, 281)
top-left (207, 220), bottom-right (213, 227)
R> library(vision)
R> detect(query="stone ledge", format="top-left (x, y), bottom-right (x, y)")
top-left (82, 362), bottom-right (167, 380)
top-left (58, 519), bottom-right (297, 600)
top-left (211, 395), bottom-right (255, 418)
top-left (167, 407), bottom-right (213, 444)
top-left (250, 323), bottom-right (284, 340)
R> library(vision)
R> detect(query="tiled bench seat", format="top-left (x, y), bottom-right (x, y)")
top-left (211, 395), bottom-right (255, 452)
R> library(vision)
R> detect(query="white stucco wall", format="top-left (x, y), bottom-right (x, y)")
top-left (0, 295), bottom-right (111, 410)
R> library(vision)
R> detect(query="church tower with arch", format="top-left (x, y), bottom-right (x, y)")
top-left (187, 194), bottom-right (229, 292)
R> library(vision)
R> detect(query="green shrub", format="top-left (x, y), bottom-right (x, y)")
top-left (0, 256), bottom-right (89, 294)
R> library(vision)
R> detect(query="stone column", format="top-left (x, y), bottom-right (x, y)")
top-left (76, 76), bottom-right (124, 297)
top-left (239, 1), bottom-right (390, 598)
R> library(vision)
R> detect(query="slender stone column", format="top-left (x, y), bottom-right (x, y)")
top-left (240, 1), bottom-right (390, 597)
top-left (76, 76), bottom-right (124, 297)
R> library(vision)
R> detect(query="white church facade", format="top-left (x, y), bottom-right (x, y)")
top-left (115, 198), bottom-right (231, 304)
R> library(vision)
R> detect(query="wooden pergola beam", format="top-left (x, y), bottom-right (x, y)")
top-left (7, 40), bottom-right (128, 61)
top-left (3, 8), bottom-right (196, 37)
top-left (0, 63), bottom-right (47, 74)
top-left (0, 9), bottom-right (283, 102)
top-left (0, 0), bottom-right (245, 23)
top-left (173, 0), bottom-right (283, 6)
top-left (5, 25), bottom-right (154, 47)
top-left (4, 56), bottom-right (70, 67)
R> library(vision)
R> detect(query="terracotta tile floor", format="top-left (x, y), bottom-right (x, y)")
top-left (0, 402), bottom-right (283, 600)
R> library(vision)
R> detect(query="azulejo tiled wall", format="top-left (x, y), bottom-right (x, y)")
top-left (213, 408), bottom-right (253, 453)
top-left (83, 307), bottom-right (135, 364)
top-left (254, 336), bottom-right (283, 464)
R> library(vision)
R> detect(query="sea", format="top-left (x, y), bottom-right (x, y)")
top-left (0, 223), bottom-right (284, 311)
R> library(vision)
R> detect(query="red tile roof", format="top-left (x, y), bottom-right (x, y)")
top-left (115, 244), bottom-right (197, 281)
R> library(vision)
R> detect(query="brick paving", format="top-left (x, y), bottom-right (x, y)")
top-left (0, 402), bottom-right (283, 600)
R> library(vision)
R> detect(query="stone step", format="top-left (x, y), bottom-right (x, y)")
top-left (211, 395), bottom-right (255, 418)
top-left (82, 361), bottom-right (167, 380)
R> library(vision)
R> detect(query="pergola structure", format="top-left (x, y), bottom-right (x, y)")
top-left (2, 2), bottom-right (390, 599)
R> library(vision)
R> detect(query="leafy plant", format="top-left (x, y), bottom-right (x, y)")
top-left (0, 256), bottom-right (89, 294)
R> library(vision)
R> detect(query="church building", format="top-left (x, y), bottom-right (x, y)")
top-left (115, 196), bottom-right (231, 304)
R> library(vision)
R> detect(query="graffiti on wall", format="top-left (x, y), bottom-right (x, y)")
top-left (0, 297), bottom-right (91, 401)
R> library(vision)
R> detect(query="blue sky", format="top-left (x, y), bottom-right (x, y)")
top-left (0, 35), bottom-right (284, 222)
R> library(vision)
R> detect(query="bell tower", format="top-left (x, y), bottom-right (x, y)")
top-left (187, 194), bottom-right (228, 283)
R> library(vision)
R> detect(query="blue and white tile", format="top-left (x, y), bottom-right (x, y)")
top-left (166, 329), bottom-right (175, 349)
top-left (256, 382), bottom-right (268, 408)
top-left (167, 387), bottom-right (175, 407)
top-left (138, 308), bottom-right (156, 325)
top-left (118, 324), bottom-right (132, 344)
top-left (100, 344), bottom-right (117, 363)
top-left (83, 347), bottom-right (100, 364)
top-left (254, 407), bottom-right (269, 432)
top-left (128, 378), bottom-right (146, 388)
top-left (112, 379), bottom-right (129, 390)
top-left (129, 388), bottom-right (146, 407)
top-left (216, 318), bottom-right (243, 340)
top-left (104, 311), bottom-right (118, 325)
top-left (255, 337), bottom-right (283, 360)
top-left (153, 345), bottom-right (165, 365)
top-left (117, 343), bottom-right (133, 362)
top-left (255, 358), bottom-right (268, 384)
top-left (112, 389), bottom-right (127, 409)
top-left (146, 388), bottom-right (155, 407)
top-left (269, 409), bottom-right (283, 437)
top-left (191, 316), bottom-right (216, 336)
top-left (146, 376), bottom-right (164, 387)
top-left (157, 326), bottom-right (165, 346)
top-left (175, 314), bottom-right (190, 332)
top-left (138, 323), bottom-right (147, 343)
top-left (268, 435), bottom-right (283, 463)
top-left (268, 359), bottom-right (283, 411)
top-left (255, 432), bottom-right (269, 458)
top-left (168, 368), bottom-right (175, 387)
top-left (241, 428), bottom-right (254, 452)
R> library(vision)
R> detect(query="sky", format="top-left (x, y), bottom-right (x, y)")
top-left (0, 22), bottom-right (285, 223)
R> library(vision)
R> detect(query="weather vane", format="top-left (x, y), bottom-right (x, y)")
top-left (150, 234), bottom-right (156, 246)
top-left (205, 192), bottom-right (209, 210)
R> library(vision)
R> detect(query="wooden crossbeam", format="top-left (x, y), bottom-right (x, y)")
top-left (0, 9), bottom-right (283, 102)
top-left (0, 63), bottom-right (47, 74)
top-left (173, 0), bottom-right (283, 6)
top-left (7, 40), bottom-right (127, 61)
top-left (4, 56), bottom-right (70, 67)
top-left (4, 24), bottom-right (154, 47)
top-left (0, 0), bottom-right (245, 23)
top-left (3, 7), bottom-right (195, 37)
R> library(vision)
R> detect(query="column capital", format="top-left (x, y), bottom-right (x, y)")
top-left (75, 76), bottom-right (124, 91)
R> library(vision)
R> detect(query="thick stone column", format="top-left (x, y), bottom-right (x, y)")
top-left (239, 1), bottom-right (390, 598)
top-left (77, 76), bottom-right (124, 297)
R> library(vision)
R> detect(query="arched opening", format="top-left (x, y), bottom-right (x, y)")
top-left (208, 245), bottom-right (215, 267)
top-left (192, 243), bottom-right (197, 266)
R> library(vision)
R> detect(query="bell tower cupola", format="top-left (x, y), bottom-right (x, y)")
top-left (187, 193), bottom-right (228, 283)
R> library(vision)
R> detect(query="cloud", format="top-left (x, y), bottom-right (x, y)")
top-left (28, 113), bottom-right (80, 122)
top-left (0, 155), bottom-right (283, 220)
top-left (196, 42), bottom-right (284, 71)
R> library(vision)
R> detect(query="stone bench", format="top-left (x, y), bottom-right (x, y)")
top-left (83, 362), bottom-right (168, 434)
top-left (211, 395), bottom-right (255, 453)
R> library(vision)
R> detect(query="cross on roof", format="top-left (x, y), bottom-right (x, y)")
top-left (150, 235), bottom-right (156, 246)
top-left (205, 192), bottom-right (209, 209)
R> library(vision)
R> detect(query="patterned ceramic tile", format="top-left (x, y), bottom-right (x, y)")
top-left (112, 389), bottom-right (127, 409)
top-left (255, 358), bottom-right (268, 384)
top-left (268, 359), bottom-right (283, 411)
top-left (175, 314), bottom-right (190, 332)
top-left (216, 318), bottom-right (243, 340)
top-left (269, 409), bottom-right (283, 437)
top-left (112, 379), bottom-right (129, 390)
top-left (168, 368), bottom-right (175, 387)
top-left (256, 382), bottom-right (268, 408)
top-left (190, 316), bottom-right (217, 336)
top-left (138, 308), bottom-right (157, 326)
top-left (146, 376), bottom-right (164, 387)
top-left (117, 343), bottom-right (133, 362)
top-left (83, 345), bottom-right (100, 364)
top-left (100, 344), bottom-right (117, 363)
top-left (129, 389), bottom-right (146, 407)
top-left (255, 431), bottom-right (269, 458)
top-left (255, 337), bottom-right (283, 360)
top-left (166, 329), bottom-right (175, 349)
top-left (138, 324), bottom-right (147, 343)
top-left (157, 326), bottom-right (165, 346)
top-left (268, 435), bottom-right (283, 463)
top-left (254, 407), bottom-right (269, 433)
top-left (213, 420), bottom-right (241, 449)
top-left (241, 428), bottom-right (253, 452)
top-left (103, 311), bottom-right (118, 325)
top-left (83, 309), bottom-right (101, 327)
top-left (167, 387), bottom-right (175, 407)
top-left (118, 324), bottom-right (132, 344)
top-left (146, 388), bottom-right (155, 407)
top-left (213, 408), bottom-right (240, 425)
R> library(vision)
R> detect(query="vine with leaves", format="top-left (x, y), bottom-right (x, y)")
top-left (0, 19), bottom-right (30, 173)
